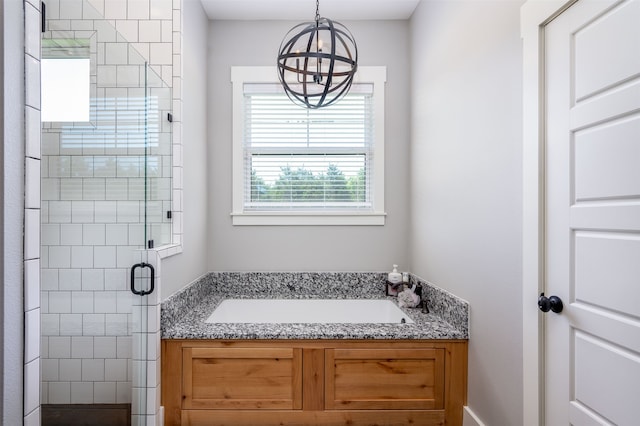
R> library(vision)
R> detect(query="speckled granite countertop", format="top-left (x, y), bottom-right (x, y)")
top-left (161, 272), bottom-right (469, 341)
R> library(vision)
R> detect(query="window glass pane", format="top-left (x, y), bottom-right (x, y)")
top-left (243, 84), bottom-right (373, 211)
top-left (41, 58), bottom-right (91, 122)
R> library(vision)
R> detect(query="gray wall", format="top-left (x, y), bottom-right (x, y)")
top-left (207, 20), bottom-right (410, 272)
top-left (163, 0), bottom-right (210, 297)
top-left (409, 1), bottom-right (524, 425)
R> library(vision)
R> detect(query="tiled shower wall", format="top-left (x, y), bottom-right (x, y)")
top-left (39, 0), bottom-right (182, 408)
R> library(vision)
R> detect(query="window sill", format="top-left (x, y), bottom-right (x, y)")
top-left (231, 211), bottom-right (387, 226)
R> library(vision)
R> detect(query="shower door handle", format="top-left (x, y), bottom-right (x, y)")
top-left (130, 262), bottom-right (155, 296)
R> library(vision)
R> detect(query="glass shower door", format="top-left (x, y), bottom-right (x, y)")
top-left (40, 3), bottom-right (172, 424)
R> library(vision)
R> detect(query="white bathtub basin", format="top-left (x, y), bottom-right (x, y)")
top-left (205, 299), bottom-right (414, 324)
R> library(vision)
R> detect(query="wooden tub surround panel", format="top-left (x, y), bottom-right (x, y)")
top-left (162, 340), bottom-right (467, 426)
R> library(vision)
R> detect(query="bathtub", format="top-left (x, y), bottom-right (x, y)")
top-left (205, 299), bottom-right (415, 324)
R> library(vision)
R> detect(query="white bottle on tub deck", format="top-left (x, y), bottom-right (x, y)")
top-left (388, 264), bottom-right (402, 284)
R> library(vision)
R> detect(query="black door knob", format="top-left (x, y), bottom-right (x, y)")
top-left (538, 293), bottom-right (563, 313)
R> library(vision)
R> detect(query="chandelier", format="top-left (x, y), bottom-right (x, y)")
top-left (277, 0), bottom-right (358, 109)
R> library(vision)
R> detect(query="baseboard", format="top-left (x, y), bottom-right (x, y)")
top-left (463, 406), bottom-right (486, 426)
top-left (42, 404), bottom-right (131, 426)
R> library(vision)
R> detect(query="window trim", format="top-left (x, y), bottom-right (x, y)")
top-left (231, 66), bottom-right (387, 226)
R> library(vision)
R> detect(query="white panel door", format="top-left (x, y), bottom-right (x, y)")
top-left (545, 0), bottom-right (640, 424)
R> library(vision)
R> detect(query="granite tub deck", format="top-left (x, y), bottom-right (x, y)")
top-left (161, 272), bottom-right (469, 340)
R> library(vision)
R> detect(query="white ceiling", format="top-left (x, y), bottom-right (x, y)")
top-left (198, 0), bottom-right (421, 21)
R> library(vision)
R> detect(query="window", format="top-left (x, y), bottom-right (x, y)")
top-left (231, 66), bottom-right (386, 225)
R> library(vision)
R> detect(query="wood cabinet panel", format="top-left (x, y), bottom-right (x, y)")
top-left (325, 348), bottom-right (445, 410)
top-left (162, 340), bottom-right (467, 426)
top-left (182, 347), bottom-right (302, 410)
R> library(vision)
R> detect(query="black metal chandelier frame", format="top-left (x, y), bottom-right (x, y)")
top-left (277, 0), bottom-right (358, 109)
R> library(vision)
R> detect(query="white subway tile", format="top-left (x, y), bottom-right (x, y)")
top-left (42, 132), bottom-right (60, 156)
top-left (48, 336), bottom-right (71, 358)
top-left (59, 0), bottom-right (83, 19)
top-left (24, 209), bottom-right (40, 261)
top-left (49, 246), bottom-right (71, 268)
top-left (24, 407), bottom-right (40, 426)
top-left (49, 156), bottom-right (71, 178)
top-left (49, 20), bottom-right (71, 31)
top-left (83, 223), bottom-right (106, 245)
top-left (82, 268), bottom-right (104, 291)
top-left (60, 224), bottom-right (83, 246)
top-left (117, 336), bottom-right (132, 359)
top-left (71, 336), bottom-right (94, 358)
top-left (49, 201), bottom-right (72, 223)
top-left (41, 269), bottom-right (59, 291)
top-left (105, 313), bottom-right (129, 336)
top-left (117, 201), bottom-right (140, 223)
top-left (70, 19), bottom-right (94, 31)
top-left (151, 0), bottom-right (173, 19)
top-left (116, 291), bottom-right (133, 314)
top-left (97, 64), bottom-right (118, 87)
top-left (25, 158), bottom-right (40, 210)
top-left (41, 313), bottom-right (60, 336)
top-left (24, 308), bottom-right (41, 363)
top-left (49, 291), bottom-right (72, 313)
top-left (83, 178), bottom-right (106, 201)
top-left (116, 381), bottom-right (131, 404)
top-left (41, 291), bottom-right (50, 314)
top-left (105, 359), bottom-right (128, 381)
top-left (117, 65), bottom-right (141, 87)
top-left (41, 179), bottom-right (60, 201)
top-left (94, 336), bottom-right (117, 358)
top-left (82, 359), bottom-right (105, 381)
top-left (139, 20), bottom-right (161, 42)
top-left (116, 20), bottom-right (139, 43)
top-left (72, 245), bottom-right (94, 268)
top-left (41, 224), bottom-right (60, 246)
top-left (95, 291), bottom-right (117, 314)
top-left (105, 224), bottom-right (129, 246)
top-left (128, 224), bottom-right (145, 245)
top-left (59, 359), bottom-right (82, 381)
top-left (128, 0), bottom-right (150, 19)
top-left (105, 268), bottom-right (127, 291)
top-left (70, 382), bottom-right (94, 404)
top-left (71, 291), bottom-right (94, 314)
top-left (103, 0), bottom-right (126, 20)
top-left (105, 42), bottom-right (129, 65)
top-left (129, 43), bottom-right (149, 64)
top-left (25, 54), bottom-right (40, 109)
top-left (25, 259), bottom-right (40, 311)
top-left (161, 20), bottom-right (172, 43)
top-left (94, 157), bottom-right (117, 178)
top-left (59, 269), bottom-right (82, 291)
top-left (150, 43), bottom-right (173, 65)
top-left (71, 201), bottom-right (95, 223)
top-left (25, 2), bottom-right (41, 59)
top-left (42, 358), bottom-right (59, 381)
top-left (106, 178), bottom-right (128, 200)
top-left (71, 156), bottom-right (94, 177)
top-left (95, 246), bottom-right (117, 268)
top-left (83, 313), bottom-right (106, 335)
top-left (26, 107), bottom-right (41, 159)
top-left (94, 201), bottom-right (118, 223)
top-left (94, 381), bottom-right (116, 403)
top-left (117, 245), bottom-right (135, 268)
top-left (84, 0), bottom-right (104, 20)
top-left (128, 178), bottom-right (145, 200)
top-left (59, 313), bottom-right (83, 335)
top-left (60, 178), bottom-right (84, 201)
top-left (24, 359), bottom-right (40, 416)
top-left (48, 381), bottom-right (71, 404)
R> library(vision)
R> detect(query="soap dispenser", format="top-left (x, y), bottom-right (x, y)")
top-left (386, 264), bottom-right (403, 296)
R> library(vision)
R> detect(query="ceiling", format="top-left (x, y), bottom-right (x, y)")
top-left (198, 0), bottom-right (421, 21)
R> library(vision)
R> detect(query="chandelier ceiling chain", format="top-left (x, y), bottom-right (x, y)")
top-left (277, 0), bottom-right (358, 109)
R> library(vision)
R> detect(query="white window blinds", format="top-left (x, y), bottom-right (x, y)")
top-left (243, 83), bottom-right (374, 211)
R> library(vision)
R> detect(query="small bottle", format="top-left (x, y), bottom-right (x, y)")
top-left (386, 264), bottom-right (402, 296)
top-left (388, 264), bottom-right (402, 284)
